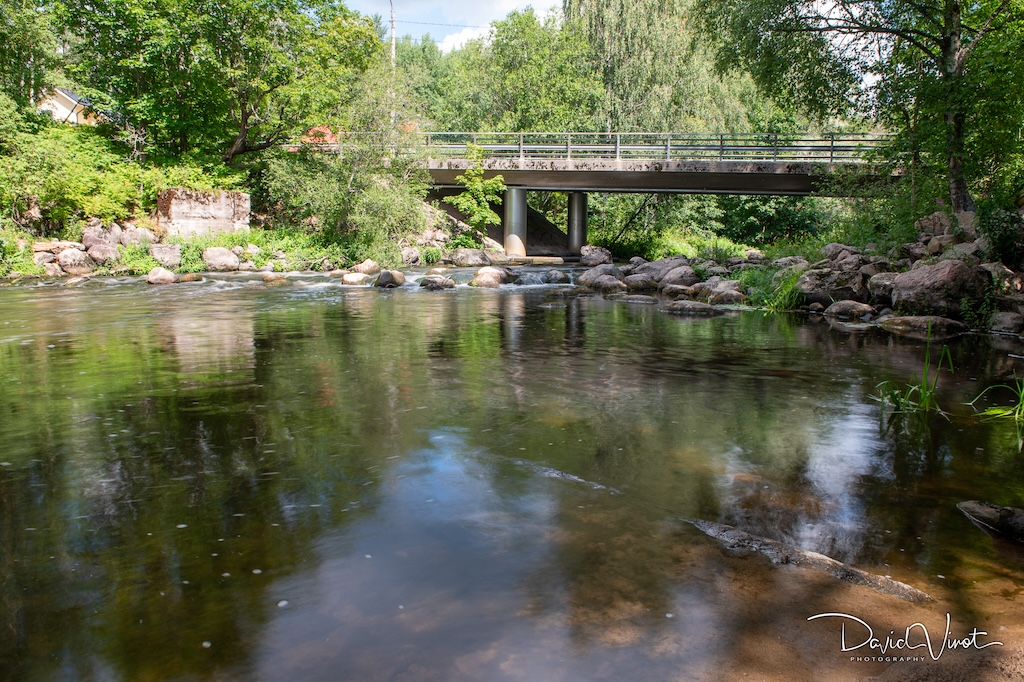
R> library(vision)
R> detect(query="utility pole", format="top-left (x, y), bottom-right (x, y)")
top-left (389, 0), bottom-right (396, 69)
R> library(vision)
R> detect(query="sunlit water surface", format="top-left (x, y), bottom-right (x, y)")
top-left (2, 273), bottom-right (1024, 680)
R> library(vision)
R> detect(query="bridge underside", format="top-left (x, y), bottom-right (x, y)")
top-left (428, 158), bottom-right (884, 258)
top-left (427, 158), bottom-right (856, 195)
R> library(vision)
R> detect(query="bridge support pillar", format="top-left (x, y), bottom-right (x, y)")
top-left (503, 187), bottom-right (527, 257)
top-left (567, 191), bottom-right (588, 255)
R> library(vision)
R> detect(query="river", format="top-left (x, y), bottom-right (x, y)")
top-left (2, 272), bottom-right (1023, 680)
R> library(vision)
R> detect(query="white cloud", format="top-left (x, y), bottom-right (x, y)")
top-left (439, 26), bottom-right (491, 52)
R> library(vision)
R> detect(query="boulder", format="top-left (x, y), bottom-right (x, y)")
top-left (202, 247), bottom-right (240, 272)
top-left (245, 244), bottom-right (261, 256)
top-left (146, 267), bottom-right (177, 285)
top-left (120, 226), bottom-right (157, 246)
top-left (615, 294), bottom-right (659, 305)
top-left (824, 300), bottom-right (875, 320)
top-left (57, 248), bottom-right (96, 275)
top-left (891, 260), bottom-right (988, 318)
top-left (262, 273), bottom-right (287, 284)
top-left (981, 262), bottom-right (1024, 294)
top-left (576, 264), bottom-right (624, 287)
top-left (588, 275), bottom-right (628, 294)
top-left (149, 244), bottom-right (182, 269)
top-left (940, 241), bottom-right (981, 263)
top-left (541, 270), bottom-right (571, 284)
top-left (33, 240), bottom-right (83, 254)
top-left (580, 245), bottom-right (613, 267)
top-left (659, 265), bottom-right (701, 288)
top-left (33, 252), bottom-right (55, 266)
top-left (915, 211), bottom-right (952, 237)
top-left (892, 242), bottom-right (929, 262)
top-left (470, 266), bottom-right (514, 288)
top-left (661, 284), bottom-right (694, 298)
top-left (86, 243), bottom-right (120, 265)
top-left (796, 268), bottom-right (869, 306)
top-left (878, 315), bottom-right (969, 340)
top-left (420, 275), bottom-right (456, 290)
top-left (374, 270), bottom-right (406, 288)
top-left (868, 272), bottom-right (899, 304)
top-left (709, 289), bottom-right (748, 304)
top-left (448, 248), bottom-right (490, 267)
top-left (926, 234), bottom-right (960, 255)
top-left (662, 300), bottom-right (723, 316)
top-left (352, 259), bottom-right (382, 275)
top-left (342, 273), bottom-right (372, 286)
top-left (631, 255), bottom-right (690, 282)
top-left (82, 225), bottom-right (116, 250)
top-left (401, 246), bottom-right (421, 265)
top-left (238, 260), bottom-right (256, 272)
top-left (629, 256), bottom-right (648, 267)
top-left (822, 243), bottom-right (860, 259)
top-left (773, 256), bottom-right (809, 269)
top-left (623, 273), bottom-right (658, 291)
top-left (43, 263), bottom-right (64, 277)
top-left (990, 311), bottom-right (1024, 335)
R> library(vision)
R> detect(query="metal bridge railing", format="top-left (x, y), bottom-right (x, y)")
top-left (423, 132), bottom-right (887, 164)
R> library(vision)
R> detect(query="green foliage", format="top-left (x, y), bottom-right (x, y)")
top-left (420, 246), bottom-right (442, 265)
top-left (446, 233), bottom-right (481, 250)
top-left (445, 145), bottom-right (505, 233)
top-left (0, 124), bottom-right (244, 233)
top-left (59, 0), bottom-right (379, 161)
top-left (970, 376), bottom-right (1024, 423)
top-left (960, 291), bottom-right (996, 332)
top-left (0, 0), bottom-right (60, 107)
top-left (716, 195), bottom-right (818, 245)
top-left (875, 330), bottom-right (954, 419)
top-left (117, 244), bottom-right (160, 274)
top-left (978, 207), bottom-right (1024, 267)
top-left (735, 266), bottom-right (803, 311)
top-left (765, 269), bottom-right (804, 312)
top-left (0, 221), bottom-right (41, 276)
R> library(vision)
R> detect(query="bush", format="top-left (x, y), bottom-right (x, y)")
top-left (978, 207), bottom-right (1024, 267)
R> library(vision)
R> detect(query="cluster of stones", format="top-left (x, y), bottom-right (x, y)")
top-left (31, 220), bottom-right (159, 277)
top-left (570, 218), bottom-right (1024, 337)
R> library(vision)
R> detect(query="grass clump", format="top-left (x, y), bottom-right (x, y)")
top-left (969, 375), bottom-right (1024, 422)
top-left (874, 329), bottom-right (953, 420)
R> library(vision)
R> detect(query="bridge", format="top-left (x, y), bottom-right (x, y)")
top-left (425, 132), bottom-right (887, 257)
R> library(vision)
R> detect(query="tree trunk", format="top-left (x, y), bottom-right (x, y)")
top-left (942, 0), bottom-right (975, 214)
top-left (945, 109), bottom-right (974, 214)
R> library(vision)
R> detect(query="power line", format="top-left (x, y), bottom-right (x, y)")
top-left (398, 20), bottom-right (486, 29)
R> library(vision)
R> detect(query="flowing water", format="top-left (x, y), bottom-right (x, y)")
top-left (2, 272), bottom-right (1024, 681)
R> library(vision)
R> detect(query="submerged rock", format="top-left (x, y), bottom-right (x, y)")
top-left (342, 272), bottom-right (371, 285)
top-left (687, 519), bottom-right (932, 604)
top-left (958, 501), bottom-right (1024, 543)
top-left (878, 315), bottom-right (968, 339)
top-left (662, 300), bottom-right (722, 316)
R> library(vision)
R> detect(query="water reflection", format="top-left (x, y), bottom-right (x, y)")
top-left (0, 280), bottom-right (1023, 679)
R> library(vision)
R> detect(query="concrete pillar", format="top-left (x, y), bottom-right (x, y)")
top-left (503, 187), bottom-right (528, 257)
top-left (567, 191), bottom-right (588, 255)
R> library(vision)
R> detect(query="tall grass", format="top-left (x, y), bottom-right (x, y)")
top-left (874, 327), bottom-right (954, 419)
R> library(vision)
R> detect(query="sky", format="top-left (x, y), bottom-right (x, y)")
top-left (345, 0), bottom-right (561, 52)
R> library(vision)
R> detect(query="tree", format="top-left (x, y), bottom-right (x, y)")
top-left (446, 145), bottom-right (505, 232)
top-left (60, 0), bottom-right (378, 161)
top-left (696, 0), bottom-right (1024, 214)
top-left (0, 0), bottom-right (60, 108)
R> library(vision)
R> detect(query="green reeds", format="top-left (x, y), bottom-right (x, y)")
top-left (874, 328), bottom-right (954, 418)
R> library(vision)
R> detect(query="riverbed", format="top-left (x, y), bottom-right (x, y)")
top-left (2, 272), bottom-right (1024, 680)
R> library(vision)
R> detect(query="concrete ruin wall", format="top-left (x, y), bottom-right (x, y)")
top-left (157, 189), bottom-right (250, 238)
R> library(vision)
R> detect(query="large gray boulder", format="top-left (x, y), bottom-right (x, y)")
top-left (580, 245), bottom-right (613, 267)
top-left (588, 275), bottom-right (628, 294)
top-left (120, 226), bottom-right (157, 246)
top-left (352, 259), bottom-right (381, 275)
top-left (796, 268), bottom-right (869, 306)
top-left (420, 275), bottom-right (456, 290)
top-left (82, 225), bottom-right (116, 250)
top-left (631, 256), bottom-right (690, 282)
top-left (868, 272), bottom-right (899, 304)
top-left (374, 270), bottom-right (406, 288)
top-left (576, 264), bottom-right (624, 287)
top-left (57, 248), bottom-right (95, 275)
top-left (202, 247), bottom-right (240, 272)
top-left (891, 260), bottom-right (988, 319)
top-left (623, 273), bottom-right (658, 291)
top-left (149, 244), bottom-right (182, 269)
top-left (470, 266), bottom-right (514, 288)
top-left (448, 248), bottom-right (491, 267)
top-left (87, 243), bottom-right (120, 265)
top-left (659, 265), bottom-right (701, 288)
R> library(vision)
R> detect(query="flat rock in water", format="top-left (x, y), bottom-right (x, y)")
top-left (614, 294), bottom-right (659, 305)
top-left (878, 315), bottom-right (968, 340)
top-left (147, 267), bottom-right (177, 285)
top-left (958, 501), bottom-right (1024, 542)
top-left (662, 300), bottom-right (722, 316)
top-left (687, 519), bottom-right (933, 604)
